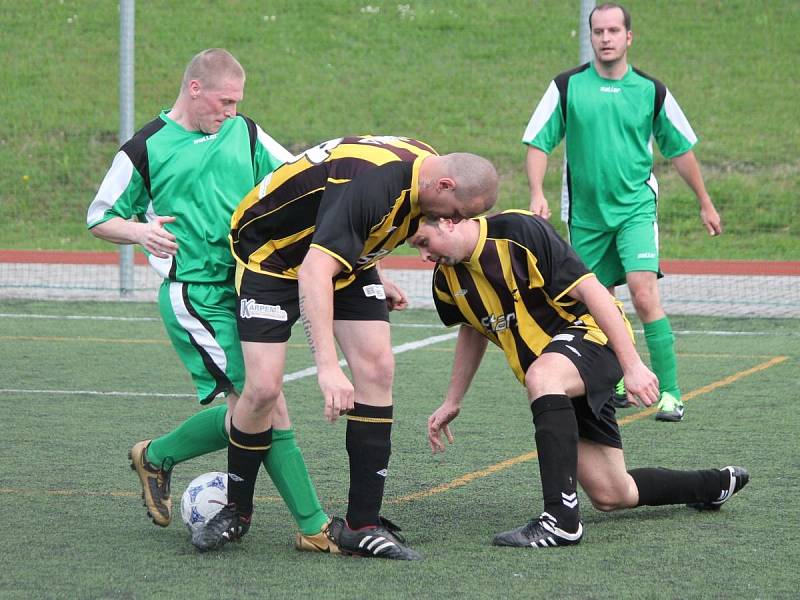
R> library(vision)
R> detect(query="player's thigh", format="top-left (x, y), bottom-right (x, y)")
top-left (524, 352), bottom-right (585, 399)
top-left (616, 218), bottom-right (661, 276)
top-left (538, 327), bottom-right (622, 409)
top-left (332, 269), bottom-right (393, 386)
top-left (235, 268), bottom-right (297, 401)
top-left (159, 280), bottom-right (241, 404)
top-left (569, 225), bottom-right (625, 288)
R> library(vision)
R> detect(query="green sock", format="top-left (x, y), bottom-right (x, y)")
top-left (146, 404), bottom-right (228, 469)
top-left (644, 317), bottom-right (681, 399)
top-left (263, 429), bottom-right (328, 535)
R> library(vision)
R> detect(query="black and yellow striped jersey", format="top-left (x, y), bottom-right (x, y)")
top-left (433, 210), bottom-right (630, 383)
top-left (230, 135), bottom-right (437, 288)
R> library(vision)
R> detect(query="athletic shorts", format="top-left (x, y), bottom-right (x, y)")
top-left (236, 267), bottom-right (390, 343)
top-left (541, 326), bottom-right (623, 449)
top-left (569, 219), bottom-right (662, 288)
top-left (158, 280), bottom-right (243, 405)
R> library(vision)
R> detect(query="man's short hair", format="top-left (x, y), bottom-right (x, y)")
top-left (445, 153), bottom-right (498, 211)
top-left (589, 3), bottom-right (631, 31)
top-left (181, 48), bottom-right (245, 92)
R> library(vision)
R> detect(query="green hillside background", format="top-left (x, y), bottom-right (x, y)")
top-left (1, 0), bottom-right (797, 258)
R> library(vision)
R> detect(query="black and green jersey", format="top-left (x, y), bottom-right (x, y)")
top-left (522, 62), bottom-right (697, 231)
top-left (230, 135), bottom-right (437, 290)
top-left (433, 210), bottom-right (625, 384)
top-left (87, 111), bottom-right (291, 283)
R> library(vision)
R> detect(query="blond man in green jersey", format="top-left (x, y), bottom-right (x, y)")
top-left (522, 3), bottom-right (722, 421)
top-left (87, 48), bottom-right (336, 552)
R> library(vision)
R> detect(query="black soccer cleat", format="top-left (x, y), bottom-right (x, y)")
top-left (688, 466), bottom-right (749, 511)
top-left (191, 504), bottom-right (251, 552)
top-left (328, 516), bottom-right (421, 560)
top-left (493, 512), bottom-right (583, 548)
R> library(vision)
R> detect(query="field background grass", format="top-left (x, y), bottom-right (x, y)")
top-left (1, 300), bottom-right (798, 598)
top-left (0, 0), bottom-right (797, 257)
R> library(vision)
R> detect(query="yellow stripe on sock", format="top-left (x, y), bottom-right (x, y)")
top-left (345, 415), bottom-right (393, 424)
top-left (228, 440), bottom-right (273, 451)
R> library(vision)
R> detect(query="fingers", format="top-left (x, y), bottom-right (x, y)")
top-left (444, 424), bottom-right (454, 444)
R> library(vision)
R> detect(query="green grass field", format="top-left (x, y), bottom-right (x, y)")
top-left (1, 0), bottom-right (797, 258)
top-left (1, 300), bottom-right (797, 599)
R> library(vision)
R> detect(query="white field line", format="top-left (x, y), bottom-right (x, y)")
top-left (0, 331), bottom-right (459, 398)
top-left (0, 312), bottom-right (791, 336)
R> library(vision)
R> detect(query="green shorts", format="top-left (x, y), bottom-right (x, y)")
top-left (569, 219), bottom-right (661, 288)
top-left (158, 280), bottom-right (244, 404)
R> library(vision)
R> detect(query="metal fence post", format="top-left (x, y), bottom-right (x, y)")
top-left (119, 0), bottom-right (135, 297)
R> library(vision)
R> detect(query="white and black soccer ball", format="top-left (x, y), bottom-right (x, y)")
top-left (180, 471), bottom-right (228, 533)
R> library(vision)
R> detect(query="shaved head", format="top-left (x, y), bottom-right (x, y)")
top-left (443, 152), bottom-right (498, 212)
top-left (180, 48), bottom-right (245, 92)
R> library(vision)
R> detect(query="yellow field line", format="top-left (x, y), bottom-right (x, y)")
top-left (1, 356), bottom-right (789, 503)
top-left (387, 355), bottom-right (789, 504)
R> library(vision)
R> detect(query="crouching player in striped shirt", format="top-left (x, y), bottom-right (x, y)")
top-left (409, 211), bottom-right (747, 548)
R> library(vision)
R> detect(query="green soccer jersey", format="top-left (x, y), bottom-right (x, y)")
top-left (87, 111), bottom-right (291, 283)
top-left (522, 62), bottom-right (697, 231)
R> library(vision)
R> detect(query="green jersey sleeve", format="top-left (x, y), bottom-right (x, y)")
top-left (653, 88), bottom-right (697, 159)
top-left (253, 124), bottom-right (294, 181)
top-left (86, 150), bottom-right (150, 228)
top-left (522, 80), bottom-right (565, 154)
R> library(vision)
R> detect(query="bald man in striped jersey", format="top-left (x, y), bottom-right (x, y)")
top-left (522, 3), bottom-right (723, 422)
top-left (411, 210), bottom-right (747, 549)
top-left (191, 135), bottom-right (498, 558)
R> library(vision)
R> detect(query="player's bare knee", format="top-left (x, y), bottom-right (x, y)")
top-left (588, 489), bottom-right (627, 512)
top-left (356, 350), bottom-right (395, 388)
top-left (241, 376), bottom-right (282, 412)
top-left (525, 363), bottom-right (565, 399)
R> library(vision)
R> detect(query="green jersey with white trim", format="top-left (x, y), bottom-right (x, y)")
top-left (522, 62), bottom-right (697, 231)
top-left (87, 111), bottom-right (291, 283)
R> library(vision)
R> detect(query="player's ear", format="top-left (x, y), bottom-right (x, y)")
top-left (440, 218), bottom-right (455, 232)
top-left (437, 177), bottom-right (456, 193)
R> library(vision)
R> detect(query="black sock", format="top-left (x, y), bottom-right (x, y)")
top-left (227, 424), bottom-right (272, 515)
top-left (629, 467), bottom-right (726, 506)
top-left (345, 403), bottom-right (393, 529)
top-left (531, 394), bottom-right (580, 532)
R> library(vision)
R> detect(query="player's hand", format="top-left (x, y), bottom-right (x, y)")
top-left (428, 402), bottom-right (460, 453)
top-left (529, 193), bottom-right (551, 220)
top-left (700, 202), bottom-right (723, 236)
top-left (621, 360), bottom-right (660, 407)
top-left (318, 366), bottom-right (355, 422)
top-left (138, 216), bottom-right (178, 258)
top-left (382, 277), bottom-right (409, 311)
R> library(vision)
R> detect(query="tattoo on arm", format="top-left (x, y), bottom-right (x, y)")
top-left (298, 293), bottom-right (316, 357)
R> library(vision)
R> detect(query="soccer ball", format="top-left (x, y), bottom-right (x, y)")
top-left (180, 471), bottom-right (228, 533)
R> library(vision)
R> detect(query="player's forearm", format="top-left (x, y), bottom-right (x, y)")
top-left (445, 326), bottom-right (488, 406)
top-left (525, 146), bottom-right (548, 198)
top-left (671, 151), bottom-right (712, 206)
top-left (298, 254), bottom-right (340, 370)
top-left (574, 278), bottom-right (641, 370)
top-left (90, 217), bottom-right (144, 246)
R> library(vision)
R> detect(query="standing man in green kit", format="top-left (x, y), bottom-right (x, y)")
top-left (87, 48), bottom-right (337, 552)
top-left (522, 3), bottom-right (722, 421)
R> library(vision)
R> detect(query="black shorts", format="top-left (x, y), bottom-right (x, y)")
top-left (236, 267), bottom-right (390, 343)
top-left (541, 326), bottom-right (623, 449)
